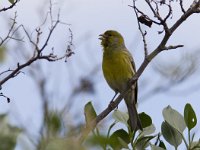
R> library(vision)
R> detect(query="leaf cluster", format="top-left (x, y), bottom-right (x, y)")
top-left (84, 102), bottom-right (199, 150)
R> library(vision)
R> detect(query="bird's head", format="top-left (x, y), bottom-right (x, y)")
top-left (99, 30), bottom-right (125, 50)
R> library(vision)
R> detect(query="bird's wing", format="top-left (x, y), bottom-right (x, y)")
top-left (124, 49), bottom-right (138, 103)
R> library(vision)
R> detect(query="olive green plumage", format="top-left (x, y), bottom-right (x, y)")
top-left (100, 30), bottom-right (142, 131)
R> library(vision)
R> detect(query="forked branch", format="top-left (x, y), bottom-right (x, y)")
top-left (78, 0), bottom-right (200, 143)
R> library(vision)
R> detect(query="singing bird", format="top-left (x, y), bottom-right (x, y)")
top-left (99, 30), bottom-right (142, 131)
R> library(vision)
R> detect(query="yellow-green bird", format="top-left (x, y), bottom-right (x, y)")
top-left (99, 30), bottom-right (142, 131)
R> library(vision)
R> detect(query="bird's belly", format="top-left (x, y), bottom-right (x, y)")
top-left (102, 55), bottom-right (133, 92)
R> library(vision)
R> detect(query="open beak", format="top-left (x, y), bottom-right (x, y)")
top-left (98, 34), bottom-right (105, 40)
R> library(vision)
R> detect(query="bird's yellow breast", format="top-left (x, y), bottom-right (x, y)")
top-left (102, 49), bottom-right (134, 92)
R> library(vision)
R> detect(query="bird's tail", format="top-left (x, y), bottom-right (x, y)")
top-left (127, 103), bottom-right (143, 132)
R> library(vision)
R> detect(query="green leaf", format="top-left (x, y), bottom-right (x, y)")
top-left (0, 136), bottom-right (17, 150)
top-left (87, 135), bottom-right (109, 149)
top-left (47, 112), bottom-right (62, 134)
top-left (184, 103), bottom-right (197, 131)
top-left (112, 109), bottom-right (129, 126)
top-left (0, 114), bottom-right (21, 150)
top-left (135, 135), bottom-right (156, 150)
top-left (161, 121), bottom-right (182, 148)
top-left (163, 105), bottom-right (186, 133)
top-left (8, 0), bottom-right (15, 4)
top-left (84, 102), bottom-right (97, 126)
top-left (107, 122), bottom-right (116, 138)
top-left (109, 129), bottom-right (130, 149)
top-left (159, 140), bottom-right (166, 149)
top-left (139, 112), bottom-right (152, 128)
top-left (117, 137), bottom-right (129, 149)
top-left (45, 137), bottom-right (85, 150)
top-left (139, 124), bottom-right (156, 137)
top-left (190, 140), bottom-right (200, 149)
top-left (150, 144), bottom-right (166, 150)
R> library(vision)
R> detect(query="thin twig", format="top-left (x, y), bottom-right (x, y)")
top-left (0, 12), bottom-right (20, 46)
top-left (163, 2), bottom-right (173, 22)
top-left (0, 92), bottom-right (10, 103)
top-left (128, 5), bottom-right (161, 25)
top-left (0, 6), bottom-right (73, 87)
top-left (179, 0), bottom-right (186, 13)
top-left (132, 0), bottom-right (148, 58)
top-left (163, 45), bottom-right (184, 50)
top-left (145, 0), bottom-right (171, 34)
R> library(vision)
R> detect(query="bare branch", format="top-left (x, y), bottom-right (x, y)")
top-left (0, 4), bottom-right (74, 87)
top-left (145, 0), bottom-right (163, 22)
top-left (179, 0), bottom-right (186, 13)
top-left (65, 28), bottom-right (75, 62)
top-left (0, 12), bottom-right (23, 46)
top-left (0, 92), bottom-right (10, 103)
top-left (0, 0), bottom-right (19, 12)
top-left (40, 19), bottom-right (59, 52)
top-left (163, 44), bottom-right (184, 50)
top-left (170, 6), bottom-right (196, 33)
top-left (191, 0), bottom-right (200, 13)
top-left (132, 0), bottom-right (148, 58)
top-left (163, 2), bottom-right (173, 22)
top-left (21, 25), bottom-right (39, 51)
top-left (145, 0), bottom-right (171, 34)
top-left (0, 69), bottom-right (24, 76)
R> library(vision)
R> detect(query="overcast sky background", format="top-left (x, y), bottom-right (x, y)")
top-left (1, 0), bottom-right (200, 149)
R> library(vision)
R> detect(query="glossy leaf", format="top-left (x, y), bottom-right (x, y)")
top-left (184, 103), bottom-right (197, 130)
top-left (139, 112), bottom-right (152, 128)
top-left (161, 121), bottom-right (182, 148)
top-left (163, 105), bottom-right (186, 133)
top-left (150, 144), bottom-right (165, 150)
top-left (159, 140), bottom-right (166, 149)
top-left (84, 102), bottom-right (97, 126)
top-left (87, 135), bottom-right (109, 149)
top-left (8, 0), bottom-right (15, 4)
top-left (109, 129), bottom-right (129, 149)
top-left (139, 124), bottom-right (156, 137)
top-left (135, 135), bottom-right (156, 150)
top-left (112, 109), bottom-right (129, 126)
top-left (190, 141), bottom-right (200, 149)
